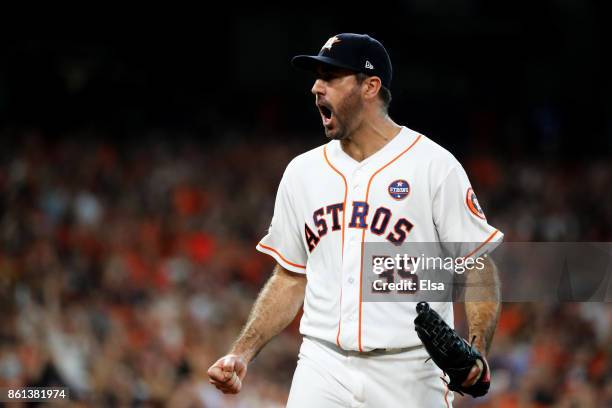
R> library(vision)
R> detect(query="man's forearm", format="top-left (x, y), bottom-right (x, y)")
top-left (464, 256), bottom-right (501, 355)
top-left (229, 264), bottom-right (306, 363)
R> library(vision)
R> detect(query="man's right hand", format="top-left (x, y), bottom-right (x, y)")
top-left (207, 354), bottom-right (248, 394)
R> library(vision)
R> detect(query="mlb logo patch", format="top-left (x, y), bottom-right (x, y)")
top-left (388, 179), bottom-right (410, 200)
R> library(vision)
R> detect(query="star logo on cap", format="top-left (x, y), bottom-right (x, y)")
top-left (321, 36), bottom-right (341, 52)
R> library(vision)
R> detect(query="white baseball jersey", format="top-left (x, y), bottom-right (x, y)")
top-left (257, 126), bottom-right (503, 352)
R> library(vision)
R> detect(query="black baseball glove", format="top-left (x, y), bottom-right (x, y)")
top-left (414, 302), bottom-right (490, 397)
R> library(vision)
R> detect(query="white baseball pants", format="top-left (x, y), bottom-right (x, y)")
top-left (286, 336), bottom-right (453, 408)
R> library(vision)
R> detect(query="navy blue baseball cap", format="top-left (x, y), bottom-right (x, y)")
top-left (291, 33), bottom-right (392, 88)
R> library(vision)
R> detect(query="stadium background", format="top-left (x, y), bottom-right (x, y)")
top-left (1, 3), bottom-right (611, 407)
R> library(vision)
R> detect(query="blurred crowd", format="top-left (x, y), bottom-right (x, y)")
top-left (0, 129), bottom-right (610, 407)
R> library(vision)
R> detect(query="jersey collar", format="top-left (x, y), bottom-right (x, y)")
top-left (326, 126), bottom-right (418, 174)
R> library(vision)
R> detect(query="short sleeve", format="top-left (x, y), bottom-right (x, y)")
top-left (432, 164), bottom-right (503, 258)
top-left (256, 167), bottom-right (308, 273)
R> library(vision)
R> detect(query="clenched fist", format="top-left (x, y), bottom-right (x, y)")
top-left (207, 354), bottom-right (248, 394)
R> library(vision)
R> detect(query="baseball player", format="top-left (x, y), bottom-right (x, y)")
top-left (208, 33), bottom-right (502, 407)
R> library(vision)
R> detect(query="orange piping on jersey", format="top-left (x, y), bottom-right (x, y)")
top-left (358, 134), bottom-right (423, 352)
top-left (323, 145), bottom-right (348, 349)
top-left (335, 288), bottom-right (343, 347)
top-left (323, 146), bottom-right (348, 256)
top-left (443, 381), bottom-right (450, 408)
top-left (257, 243), bottom-right (306, 269)
top-left (462, 229), bottom-right (499, 259)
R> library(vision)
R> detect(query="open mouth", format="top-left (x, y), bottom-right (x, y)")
top-left (317, 102), bottom-right (334, 127)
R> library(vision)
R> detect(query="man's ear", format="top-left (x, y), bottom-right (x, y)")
top-left (362, 76), bottom-right (382, 102)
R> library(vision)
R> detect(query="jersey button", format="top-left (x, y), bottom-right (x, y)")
top-left (348, 277), bottom-right (354, 284)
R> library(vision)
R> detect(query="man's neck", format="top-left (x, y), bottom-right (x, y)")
top-left (340, 114), bottom-right (402, 162)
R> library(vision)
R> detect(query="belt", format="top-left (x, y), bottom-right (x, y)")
top-left (307, 336), bottom-right (423, 356)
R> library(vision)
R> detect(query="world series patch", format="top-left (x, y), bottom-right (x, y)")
top-left (388, 179), bottom-right (410, 200)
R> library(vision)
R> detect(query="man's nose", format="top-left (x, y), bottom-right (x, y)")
top-left (311, 79), bottom-right (326, 96)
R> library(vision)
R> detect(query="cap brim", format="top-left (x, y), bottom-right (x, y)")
top-left (291, 55), bottom-right (359, 74)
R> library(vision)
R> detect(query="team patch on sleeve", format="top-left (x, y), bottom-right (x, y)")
top-left (466, 187), bottom-right (486, 220)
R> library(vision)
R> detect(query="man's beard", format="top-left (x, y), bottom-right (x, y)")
top-left (325, 86), bottom-right (363, 141)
